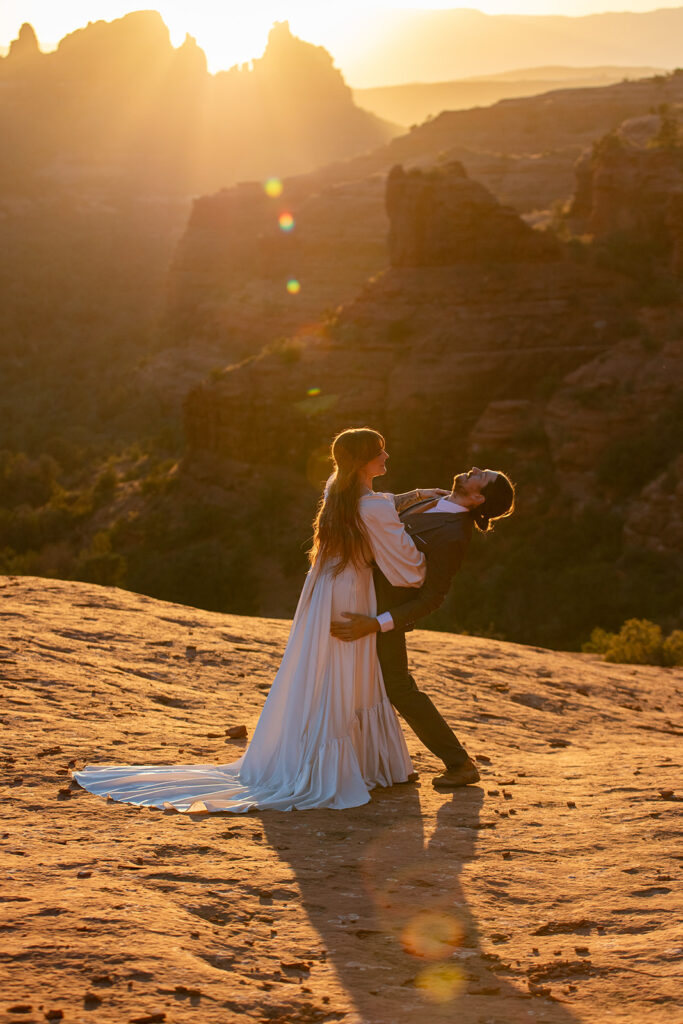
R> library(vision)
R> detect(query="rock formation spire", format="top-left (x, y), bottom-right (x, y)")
top-left (8, 22), bottom-right (40, 60)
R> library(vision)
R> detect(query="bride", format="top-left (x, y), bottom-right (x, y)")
top-left (74, 427), bottom-right (443, 813)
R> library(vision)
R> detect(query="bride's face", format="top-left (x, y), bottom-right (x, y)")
top-left (363, 447), bottom-right (389, 479)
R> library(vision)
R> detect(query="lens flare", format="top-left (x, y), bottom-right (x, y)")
top-left (401, 910), bottom-right (464, 960)
top-left (307, 387), bottom-right (321, 396)
top-left (264, 177), bottom-right (283, 198)
top-left (279, 211), bottom-right (295, 232)
top-left (415, 963), bottom-right (465, 1004)
top-left (286, 278), bottom-right (301, 294)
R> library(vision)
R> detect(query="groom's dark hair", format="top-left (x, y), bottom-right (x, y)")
top-left (472, 471), bottom-right (515, 533)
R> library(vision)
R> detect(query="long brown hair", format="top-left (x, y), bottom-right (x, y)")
top-left (309, 427), bottom-right (385, 576)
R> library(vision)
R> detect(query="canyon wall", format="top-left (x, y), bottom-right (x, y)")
top-left (167, 72), bottom-right (683, 359)
top-left (182, 162), bottom-right (627, 486)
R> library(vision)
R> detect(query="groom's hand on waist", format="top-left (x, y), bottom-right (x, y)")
top-left (330, 612), bottom-right (380, 642)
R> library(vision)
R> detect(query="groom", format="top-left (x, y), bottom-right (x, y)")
top-left (331, 467), bottom-right (515, 789)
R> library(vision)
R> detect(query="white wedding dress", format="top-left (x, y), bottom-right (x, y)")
top-left (73, 493), bottom-right (426, 813)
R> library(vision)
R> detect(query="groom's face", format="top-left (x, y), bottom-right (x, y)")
top-left (453, 467), bottom-right (497, 502)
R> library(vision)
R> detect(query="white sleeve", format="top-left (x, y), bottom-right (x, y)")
top-left (360, 495), bottom-right (425, 588)
top-left (377, 612), bottom-right (395, 632)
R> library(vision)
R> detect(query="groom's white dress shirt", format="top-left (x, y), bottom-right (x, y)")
top-left (376, 496), bottom-right (468, 632)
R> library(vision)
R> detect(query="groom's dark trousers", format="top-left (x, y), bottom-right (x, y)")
top-left (374, 504), bottom-right (473, 769)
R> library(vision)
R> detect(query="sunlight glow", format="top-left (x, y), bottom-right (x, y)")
top-left (415, 963), bottom-right (466, 1003)
top-left (279, 212), bottom-right (295, 232)
top-left (286, 278), bottom-right (301, 294)
top-left (401, 910), bottom-right (464, 959)
top-left (4, 0), bottom-right (683, 78)
top-left (264, 176), bottom-right (284, 198)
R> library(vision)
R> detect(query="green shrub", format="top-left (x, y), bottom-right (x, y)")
top-left (604, 618), bottom-right (663, 664)
top-left (662, 630), bottom-right (683, 667)
top-left (582, 617), bottom-right (683, 665)
top-left (582, 627), bottom-right (613, 654)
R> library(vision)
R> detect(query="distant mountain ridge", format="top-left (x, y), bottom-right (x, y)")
top-left (354, 65), bottom-right (665, 126)
top-left (327, 6), bottom-right (683, 87)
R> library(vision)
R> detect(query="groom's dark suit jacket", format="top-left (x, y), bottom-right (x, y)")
top-left (372, 501), bottom-right (474, 768)
top-left (374, 503), bottom-right (473, 631)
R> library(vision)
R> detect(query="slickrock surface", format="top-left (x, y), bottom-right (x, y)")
top-left (1, 576), bottom-right (681, 1024)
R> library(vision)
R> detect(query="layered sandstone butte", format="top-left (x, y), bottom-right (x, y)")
top-left (167, 73), bottom-right (683, 356)
top-left (167, 174), bottom-right (389, 357)
top-left (182, 162), bottom-right (625, 486)
top-left (544, 335), bottom-right (683, 505)
top-left (624, 453), bottom-right (683, 555)
top-left (386, 163), bottom-right (558, 266)
top-left (569, 112), bottom-right (683, 276)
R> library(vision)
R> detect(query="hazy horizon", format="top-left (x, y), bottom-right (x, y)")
top-left (2, 2), bottom-right (683, 85)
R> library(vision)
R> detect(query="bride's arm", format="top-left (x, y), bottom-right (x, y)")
top-left (391, 488), bottom-right (448, 513)
top-left (360, 495), bottom-right (425, 588)
top-left (391, 489), bottom-right (421, 513)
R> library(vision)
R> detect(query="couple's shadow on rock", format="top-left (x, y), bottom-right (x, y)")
top-left (260, 784), bottom-right (580, 1023)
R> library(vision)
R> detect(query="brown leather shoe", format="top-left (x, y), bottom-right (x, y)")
top-left (432, 757), bottom-right (480, 789)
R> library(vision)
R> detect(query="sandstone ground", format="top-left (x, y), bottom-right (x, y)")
top-left (1, 576), bottom-right (681, 1023)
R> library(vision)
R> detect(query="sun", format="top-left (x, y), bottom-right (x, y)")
top-left (160, 4), bottom-right (276, 72)
top-left (161, 1), bottom-right (386, 74)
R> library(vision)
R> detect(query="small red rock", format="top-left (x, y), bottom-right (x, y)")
top-left (225, 724), bottom-right (248, 739)
top-left (280, 960), bottom-right (311, 973)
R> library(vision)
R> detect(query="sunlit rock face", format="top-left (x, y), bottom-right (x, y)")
top-left (623, 453), bottom-right (683, 555)
top-left (569, 114), bottom-right (683, 272)
top-left (542, 116), bottom-right (683, 523)
top-left (166, 174), bottom-right (389, 358)
top-left (166, 73), bottom-right (683, 366)
top-left (0, 14), bottom-right (393, 196)
top-left (544, 337), bottom-right (683, 504)
top-left (386, 163), bottom-right (558, 267)
top-left (7, 22), bottom-right (40, 61)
